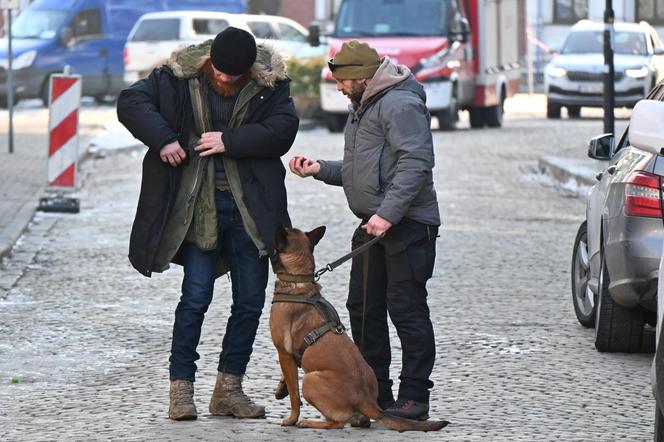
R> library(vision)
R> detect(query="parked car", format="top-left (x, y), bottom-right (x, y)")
top-left (570, 85), bottom-right (664, 353)
top-left (545, 20), bottom-right (664, 119)
top-left (123, 11), bottom-right (324, 85)
top-left (0, 0), bottom-right (244, 107)
top-left (653, 253), bottom-right (664, 440)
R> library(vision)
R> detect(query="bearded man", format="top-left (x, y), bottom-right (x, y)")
top-left (288, 40), bottom-right (441, 424)
top-left (117, 27), bottom-right (298, 421)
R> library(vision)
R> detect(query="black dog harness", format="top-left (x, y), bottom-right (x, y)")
top-left (272, 285), bottom-right (346, 368)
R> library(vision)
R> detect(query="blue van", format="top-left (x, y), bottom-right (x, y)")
top-left (0, 0), bottom-right (245, 106)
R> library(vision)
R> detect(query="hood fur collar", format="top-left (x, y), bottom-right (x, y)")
top-left (166, 40), bottom-right (287, 89)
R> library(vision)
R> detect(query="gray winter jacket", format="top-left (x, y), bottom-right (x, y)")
top-left (315, 58), bottom-right (440, 226)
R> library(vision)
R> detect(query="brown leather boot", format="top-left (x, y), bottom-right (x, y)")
top-left (169, 380), bottom-right (197, 421)
top-left (209, 372), bottom-right (266, 418)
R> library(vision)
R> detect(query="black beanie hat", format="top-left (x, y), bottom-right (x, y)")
top-left (210, 27), bottom-right (257, 75)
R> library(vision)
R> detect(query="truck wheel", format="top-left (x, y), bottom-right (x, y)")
top-left (436, 99), bottom-right (458, 131)
top-left (546, 101), bottom-right (561, 119)
top-left (484, 103), bottom-right (503, 127)
top-left (594, 247), bottom-right (648, 352)
top-left (468, 108), bottom-right (484, 128)
top-left (571, 222), bottom-right (595, 327)
top-left (325, 113), bottom-right (347, 133)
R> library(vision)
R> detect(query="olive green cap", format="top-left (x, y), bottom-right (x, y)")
top-left (328, 40), bottom-right (381, 80)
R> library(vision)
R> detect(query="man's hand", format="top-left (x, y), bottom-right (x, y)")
top-left (196, 131), bottom-right (225, 157)
top-left (289, 156), bottom-right (321, 177)
top-left (361, 214), bottom-right (393, 237)
top-left (160, 140), bottom-right (187, 167)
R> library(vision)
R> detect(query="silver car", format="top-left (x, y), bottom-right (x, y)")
top-left (545, 20), bottom-right (664, 119)
top-left (571, 83), bottom-right (664, 353)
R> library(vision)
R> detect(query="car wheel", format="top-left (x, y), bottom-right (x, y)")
top-left (594, 244), bottom-right (648, 352)
top-left (567, 105), bottom-right (581, 119)
top-left (571, 222), bottom-right (595, 327)
top-left (468, 107), bottom-right (484, 128)
top-left (656, 404), bottom-right (664, 442)
top-left (546, 101), bottom-right (561, 119)
top-left (324, 113), bottom-right (346, 133)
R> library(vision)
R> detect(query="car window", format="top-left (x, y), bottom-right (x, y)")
top-left (614, 32), bottom-right (647, 55)
top-left (247, 21), bottom-right (277, 39)
top-left (562, 30), bottom-right (647, 55)
top-left (71, 9), bottom-right (102, 40)
top-left (131, 19), bottom-right (180, 41)
top-left (277, 23), bottom-right (306, 42)
top-left (193, 18), bottom-right (229, 36)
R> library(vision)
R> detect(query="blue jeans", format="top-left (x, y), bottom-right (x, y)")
top-left (169, 189), bottom-right (268, 382)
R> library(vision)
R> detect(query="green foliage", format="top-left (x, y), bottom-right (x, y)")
top-left (287, 56), bottom-right (326, 98)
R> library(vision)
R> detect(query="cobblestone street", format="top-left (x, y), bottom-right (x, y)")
top-left (0, 107), bottom-right (654, 441)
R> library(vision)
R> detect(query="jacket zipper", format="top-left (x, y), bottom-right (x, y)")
top-left (184, 80), bottom-right (206, 224)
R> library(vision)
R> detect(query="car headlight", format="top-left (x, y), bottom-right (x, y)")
top-left (12, 50), bottom-right (37, 70)
top-left (545, 64), bottom-right (567, 78)
top-left (625, 66), bottom-right (649, 79)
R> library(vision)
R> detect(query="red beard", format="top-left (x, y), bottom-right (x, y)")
top-left (201, 59), bottom-right (250, 97)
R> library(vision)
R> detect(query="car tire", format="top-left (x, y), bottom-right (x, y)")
top-left (325, 113), bottom-right (347, 133)
top-left (656, 404), bottom-right (664, 442)
top-left (571, 221), bottom-right (596, 327)
top-left (594, 245), bottom-right (649, 352)
top-left (469, 107), bottom-right (485, 128)
top-left (546, 101), bottom-right (561, 119)
top-left (567, 105), bottom-right (581, 119)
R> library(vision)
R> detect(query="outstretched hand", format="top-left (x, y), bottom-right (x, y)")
top-left (289, 156), bottom-right (321, 177)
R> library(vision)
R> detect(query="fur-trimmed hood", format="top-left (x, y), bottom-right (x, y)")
top-left (166, 39), bottom-right (288, 89)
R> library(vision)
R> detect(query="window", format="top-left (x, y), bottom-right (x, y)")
top-left (131, 19), bottom-right (180, 41)
top-left (247, 21), bottom-right (276, 39)
top-left (193, 18), bottom-right (229, 36)
top-left (637, 0), bottom-right (664, 26)
top-left (71, 9), bottom-right (102, 40)
top-left (277, 23), bottom-right (306, 42)
top-left (554, 0), bottom-right (588, 24)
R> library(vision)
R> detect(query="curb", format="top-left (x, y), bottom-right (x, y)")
top-left (538, 154), bottom-right (601, 189)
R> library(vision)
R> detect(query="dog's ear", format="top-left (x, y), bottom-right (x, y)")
top-left (306, 226), bottom-right (326, 247)
top-left (274, 224), bottom-right (288, 251)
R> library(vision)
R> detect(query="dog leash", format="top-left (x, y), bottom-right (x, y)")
top-left (313, 234), bottom-right (383, 281)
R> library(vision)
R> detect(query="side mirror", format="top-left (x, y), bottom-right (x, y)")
top-left (587, 133), bottom-right (614, 160)
top-left (654, 47), bottom-right (664, 56)
top-left (450, 16), bottom-right (470, 43)
top-left (60, 26), bottom-right (73, 47)
top-left (308, 22), bottom-right (321, 47)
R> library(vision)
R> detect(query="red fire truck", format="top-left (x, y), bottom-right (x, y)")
top-left (313, 0), bottom-right (526, 132)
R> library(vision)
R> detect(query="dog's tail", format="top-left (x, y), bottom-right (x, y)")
top-left (358, 402), bottom-right (449, 432)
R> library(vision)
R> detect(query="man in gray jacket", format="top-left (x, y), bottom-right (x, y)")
top-left (289, 40), bottom-right (441, 422)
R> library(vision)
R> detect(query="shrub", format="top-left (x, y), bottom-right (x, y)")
top-left (287, 56), bottom-right (326, 119)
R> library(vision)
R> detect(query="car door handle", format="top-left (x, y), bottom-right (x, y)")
top-left (607, 165), bottom-right (617, 175)
top-left (99, 48), bottom-right (108, 57)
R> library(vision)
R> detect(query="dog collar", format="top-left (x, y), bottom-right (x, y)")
top-left (276, 272), bottom-right (315, 283)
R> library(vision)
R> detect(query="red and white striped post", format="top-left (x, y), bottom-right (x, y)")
top-left (38, 71), bottom-right (81, 213)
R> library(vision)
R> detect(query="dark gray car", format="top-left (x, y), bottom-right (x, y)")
top-left (571, 82), bottom-right (664, 353)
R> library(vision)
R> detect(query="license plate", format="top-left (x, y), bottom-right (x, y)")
top-left (579, 84), bottom-right (601, 93)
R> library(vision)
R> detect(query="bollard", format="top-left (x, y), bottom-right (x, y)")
top-left (37, 72), bottom-right (81, 213)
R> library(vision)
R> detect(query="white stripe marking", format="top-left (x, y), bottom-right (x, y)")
top-left (48, 135), bottom-right (78, 184)
top-left (49, 80), bottom-right (81, 131)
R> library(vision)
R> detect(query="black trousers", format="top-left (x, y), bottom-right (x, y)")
top-left (347, 218), bottom-right (437, 406)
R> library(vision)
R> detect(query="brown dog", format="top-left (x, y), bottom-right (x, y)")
top-left (269, 225), bottom-right (448, 431)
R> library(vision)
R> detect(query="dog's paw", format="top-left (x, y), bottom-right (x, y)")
top-left (281, 416), bottom-right (298, 426)
top-left (275, 380), bottom-right (289, 400)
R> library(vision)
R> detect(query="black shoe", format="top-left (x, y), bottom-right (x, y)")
top-left (383, 398), bottom-right (429, 420)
